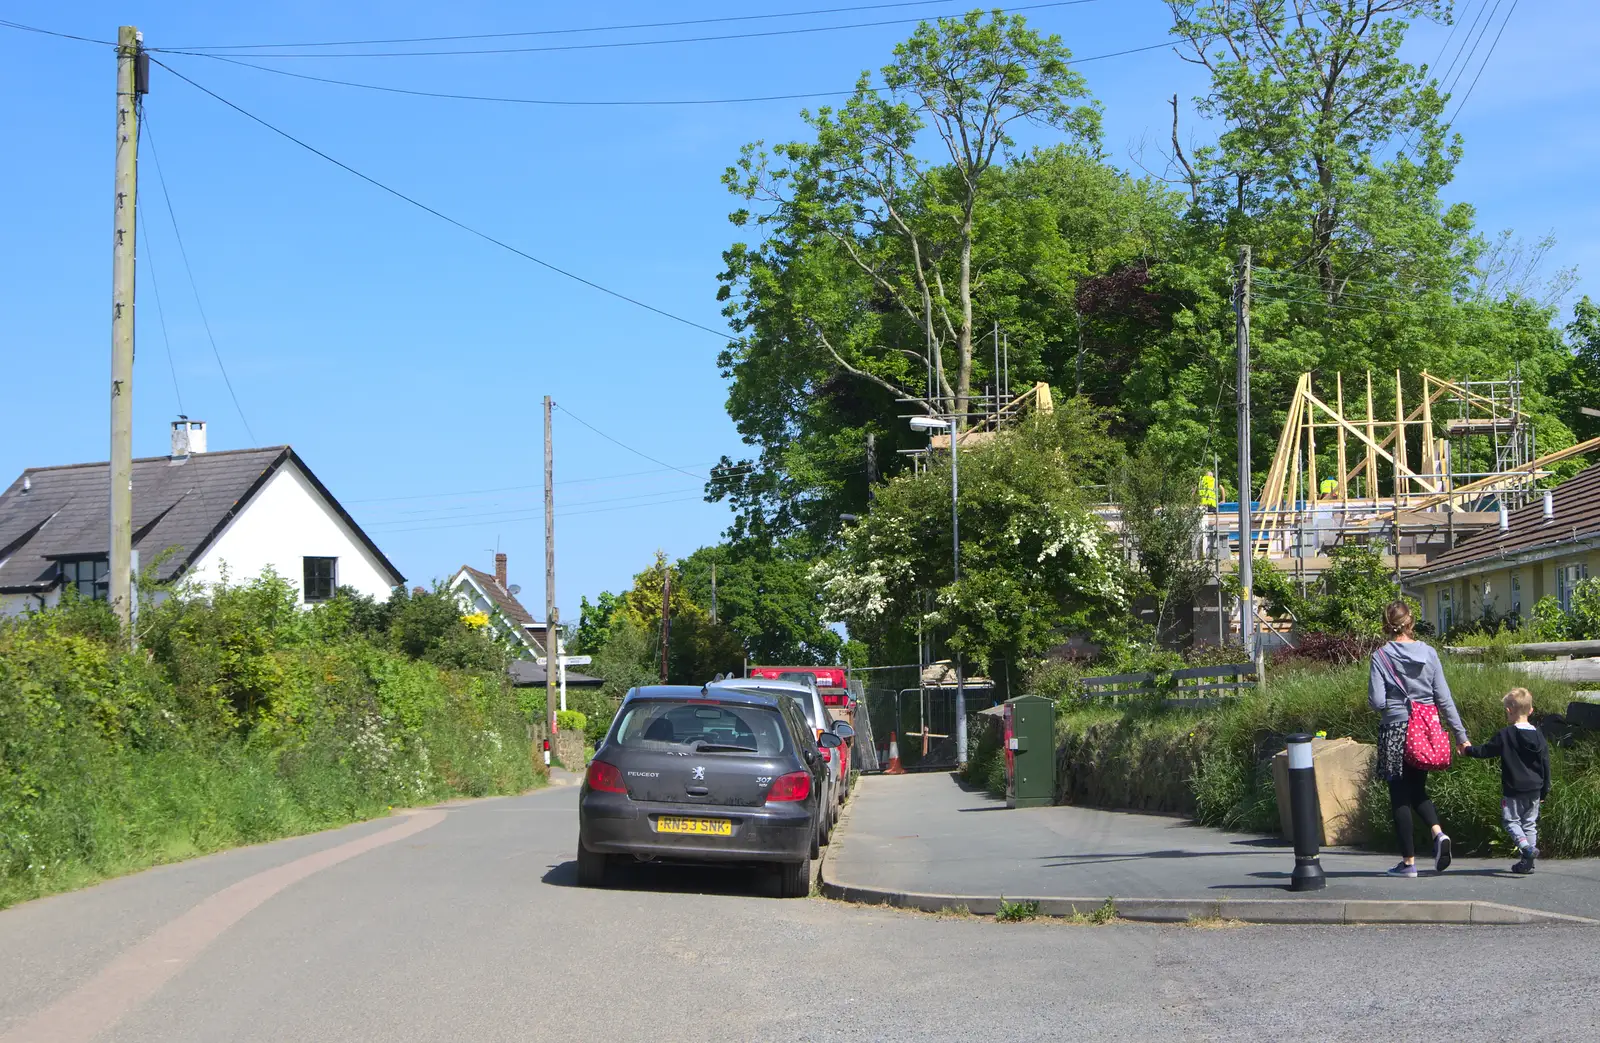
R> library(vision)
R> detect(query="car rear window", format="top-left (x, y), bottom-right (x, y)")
top-left (612, 701), bottom-right (789, 755)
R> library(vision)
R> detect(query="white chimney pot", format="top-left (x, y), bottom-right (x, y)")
top-left (170, 418), bottom-right (207, 457)
top-left (1499, 504), bottom-right (1509, 532)
top-left (1544, 489), bottom-right (1555, 521)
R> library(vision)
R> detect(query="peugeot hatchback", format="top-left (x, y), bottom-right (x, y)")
top-left (577, 685), bottom-right (839, 898)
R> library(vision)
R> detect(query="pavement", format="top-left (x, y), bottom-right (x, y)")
top-left (824, 772), bottom-right (1600, 925)
top-left (2, 783), bottom-right (1599, 1042)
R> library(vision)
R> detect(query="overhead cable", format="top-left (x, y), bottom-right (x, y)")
top-left (150, 57), bottom-right (732, 341)
top-left (149, 2), bottom-right (1100, 59)
top-left (162, 0), bottom-right (1004, 50)
top-left (142, 109), bottom-right (260, 443)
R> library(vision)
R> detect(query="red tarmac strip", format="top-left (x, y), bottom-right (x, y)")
top-left (0, 808), bottom-right (447, 1043)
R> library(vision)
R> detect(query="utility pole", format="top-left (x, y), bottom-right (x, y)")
top-left (543, 396), bottom-right (558, 742)
top-left (1235, 245), bottom-right (1255, 656)
top-left (950, 414), bottom-right (966, 768)
top-left (109, 26), bottom-right (144, 639)
top-left (660, 569), bottom-right (671, 683)
top-left (709, 561), bottom-right (718, 625)
top-left (865, 432), bottom-right (878, 500)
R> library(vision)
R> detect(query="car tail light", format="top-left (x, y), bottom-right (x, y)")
top-left (585, 760), bottom-right (627, 794)
top-left (767, 770), bottom-right (811, 802)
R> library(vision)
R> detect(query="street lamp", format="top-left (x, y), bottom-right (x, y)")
top-left (909, 413), bottom-right (966, 767)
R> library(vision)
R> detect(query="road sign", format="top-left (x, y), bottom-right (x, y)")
top-left (535, 655), bottom-right (592, 666)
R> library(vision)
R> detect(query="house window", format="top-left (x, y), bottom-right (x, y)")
top-left (1557, 562), bottom-right (1589, 613)
top-left (1510, 571), bottom-right (1522, 617)
top-left (303, 557), bottom-right (337, 603)
top-left (1437, 588), bottom-right (1453, 633)
top-left (59, 557), bottom-right (109, 600)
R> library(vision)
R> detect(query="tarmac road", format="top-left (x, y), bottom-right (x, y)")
top-left (1, 783), bottom-right (1596, 1043)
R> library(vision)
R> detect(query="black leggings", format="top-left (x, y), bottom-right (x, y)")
top-left (1389, 765), bottom-right (1441, 860)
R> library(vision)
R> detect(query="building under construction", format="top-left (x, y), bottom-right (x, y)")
top-left (1196, 369), bottom-right (1600, 644)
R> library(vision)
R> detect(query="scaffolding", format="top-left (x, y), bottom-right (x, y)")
top-left (1239, 370), bottom-right (1600, 570)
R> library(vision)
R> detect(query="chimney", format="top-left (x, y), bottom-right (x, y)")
top-left (170, 418), bottom-right (207, 458)
top-left (1544, 489), bottom-right (1555, 521)
top-left (412, 586), bottom-right (426, 597)
top-left (1499, 503), bottom-right (1510, 532)
top-left (494, 553), bottom-right (508, 590)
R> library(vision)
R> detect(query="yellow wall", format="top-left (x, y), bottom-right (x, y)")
top-left (1416, 549), bottom-right (1600, 630)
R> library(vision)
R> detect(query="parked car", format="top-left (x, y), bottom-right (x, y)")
top-left (709, 677), bottom-right (852, 833)
top-left (577, 685), bottom-right (840, 898)
top-left (747, 666), bottom-right (856, 794)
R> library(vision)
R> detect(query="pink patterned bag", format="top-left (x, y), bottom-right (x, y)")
top-left (1403, 702), bottom-right (1452, 771)
top-left (1375, 647), bottom-right (1452, 771)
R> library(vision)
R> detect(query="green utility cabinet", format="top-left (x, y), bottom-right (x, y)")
top-left (1003, 695), bottom-right (1055, 809)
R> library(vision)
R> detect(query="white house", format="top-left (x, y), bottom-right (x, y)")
top-left (0, 419), bottom-right (404, 614)
top-left (447, 553), bottom-right (548, 660)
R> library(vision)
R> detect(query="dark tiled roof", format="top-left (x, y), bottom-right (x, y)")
top-left (0, 447), bottom-right (404, 594)
top-left (458, 564), bottom-right (537, 627)
top-left (507, 660), bottom-right (603, 687)
top-left (1412, 462), bottom-right (1600, 578)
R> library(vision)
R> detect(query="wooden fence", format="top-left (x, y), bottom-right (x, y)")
top-left (1078, 662), bottom-right (1260, 709)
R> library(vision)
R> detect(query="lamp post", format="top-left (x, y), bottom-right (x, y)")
top-left (910, 414), bottom-right (966, 767)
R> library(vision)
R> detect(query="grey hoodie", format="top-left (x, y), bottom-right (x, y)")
top-left (1367, 640), bottom-right (1469, 744)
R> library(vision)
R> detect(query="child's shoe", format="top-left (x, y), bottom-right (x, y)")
top-left (1511, 859), bottom-right (1534, 875)
top-left (1433, 833), bottom-right (1452, 873)
top-left (1386, 861), bottom-right (1418, 878)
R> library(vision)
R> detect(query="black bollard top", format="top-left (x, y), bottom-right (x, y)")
top-left (1284, 732), bottom-right (1314, 747)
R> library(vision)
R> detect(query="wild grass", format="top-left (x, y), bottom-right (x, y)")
top-left (1052, 661), bottom-right (1600, 858)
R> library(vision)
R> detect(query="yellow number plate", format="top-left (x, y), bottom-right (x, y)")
top-left (656, 816), bottom-right (733, 836)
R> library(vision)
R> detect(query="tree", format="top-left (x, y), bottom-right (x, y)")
top-left (677, 541), bottom-right (844, 664)
top-left (727, 11), bottom-right (1100, 420)
top-left (815, 410), bottom-right (1127, 674)
top-left (1115, 447), bottom-right (1209, 641)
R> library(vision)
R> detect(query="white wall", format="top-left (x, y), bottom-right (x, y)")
top-left (184, 460), bottom-right (398, 603)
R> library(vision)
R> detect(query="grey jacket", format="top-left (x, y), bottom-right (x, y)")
top-left (1367, 640), bottom-right (1468, 743)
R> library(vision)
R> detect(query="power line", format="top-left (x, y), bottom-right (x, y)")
top-left (1442, 0), bottom-right (1518, 129)
top-left (1441, 0), bottom-right (1502, 102)
top-left (1436, 0), bottom-right (1493, 90)
top-left (365, 485), bottom-right (712, 527)
top-left (141, 108), bottom-right (260, 443)
top-left (348, 462), bottom-right (752, 503)
top-left (136, 207), bottom-right (187, 416)
top-left (183, 53), bottom-right (864, 106)
top-left (171, 38), bottom-right (1171, 107)
top-left (554, 402), bottom-right (715, 481)
top-left (151, 2), bottom-right (1097, 59)
top-left (163, 0), bottom-right (998, 50)
top-left (150, 58), bottom-right (731, 342)
top-left (0, 18), bottom-right (112, 45)
top-left (371, 493), bottom-right (713, 534)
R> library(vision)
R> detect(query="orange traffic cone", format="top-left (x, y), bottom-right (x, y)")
top-left (884, 732), bottom-right (905, 775)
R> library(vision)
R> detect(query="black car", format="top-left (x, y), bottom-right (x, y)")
top-left (577, 685), bottom-right (841, 898)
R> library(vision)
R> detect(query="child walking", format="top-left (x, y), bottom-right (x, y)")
top-left (1464, 688), bottom-right (1552, 874)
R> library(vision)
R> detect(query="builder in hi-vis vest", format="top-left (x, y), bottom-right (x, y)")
top-left (1199, 470), bottom-right (1220, 510)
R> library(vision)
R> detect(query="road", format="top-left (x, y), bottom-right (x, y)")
top-left (1, 783), bottom-right (1596, 1043)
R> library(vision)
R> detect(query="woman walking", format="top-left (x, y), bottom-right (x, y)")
top-left (1369, 601), bottom-right (1471, 877)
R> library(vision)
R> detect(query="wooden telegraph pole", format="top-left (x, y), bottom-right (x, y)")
top-left (543, 396), bottom-right (558, 744)
top-left (110, 26), bottom-right (145, 639)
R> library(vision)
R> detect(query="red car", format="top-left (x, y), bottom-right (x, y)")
top-left (748, 667), bottom-right (854, 800)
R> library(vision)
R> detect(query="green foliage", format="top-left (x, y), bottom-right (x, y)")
top-left (995, 898), bottom-right (1040, 923)
top-left (1053, 660), bottom-right (1600, 857)
top-left (556, 709), bottom-right (588, 734)
top-left (677, 540), bottom-right (843, 664)
top-left (1114, 446), bottom-right (1208, 641)
top-left (1, 577), bottom-right (540, 908)
top-left (1528, 595), bottom-right (1573, 642)
top-left (817, 413), bottom-right (1128, 674)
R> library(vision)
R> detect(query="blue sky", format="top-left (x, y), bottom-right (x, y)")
top-left (2, 1), bottom-right (1592, 622)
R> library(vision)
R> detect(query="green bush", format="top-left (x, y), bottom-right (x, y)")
top-left (1053, 661), bottom-right (1600, 858)
top-left (1, 576), bottom-right (541, 909)
top-left (556, 709), bottom-right (588, 734)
